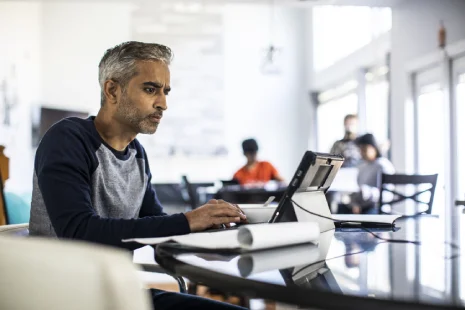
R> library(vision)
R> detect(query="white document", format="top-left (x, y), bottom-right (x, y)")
top-left (237, 243), bottom-right (320, 277)
top-left (329, 168), bottom-right (359, 192)
top-left (123, 222), bottom-right (320, 251)
top-left (332, 214), bottom-right (401, 225)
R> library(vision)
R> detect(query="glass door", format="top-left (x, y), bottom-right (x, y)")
top-left (415, 67), bottom-right (446, 217)
top-left (453, 56), bottom-right (465, 299)
top-left (414, 66), bottom-right (446, 294)
top-left (454, 57), bottom-right (465, 207)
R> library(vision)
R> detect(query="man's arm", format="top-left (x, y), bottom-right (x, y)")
top-left (37, 124), bottom-right (190, 250)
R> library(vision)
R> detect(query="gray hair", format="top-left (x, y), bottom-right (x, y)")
top-left (98, 41), bottom-right (173, 105)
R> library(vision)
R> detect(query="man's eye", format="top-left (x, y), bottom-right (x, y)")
top-left (144, 87), bottom-right (156, 94)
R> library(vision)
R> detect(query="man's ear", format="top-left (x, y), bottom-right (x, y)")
top-left (103, 80), bottom-right (120, 104)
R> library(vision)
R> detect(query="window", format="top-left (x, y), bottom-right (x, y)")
top-left (456, 72), bottom-right (465, 300)
top-left (416, 82), bottom-right (446, 293)
top-left (317, 93), bottom-right (358, 153)
top-left (313, 6), bottom-right (392, 71)
top-left (456, 73), bottom-right (465, 202)
top-left (365, 77), bottom-right (389, 147)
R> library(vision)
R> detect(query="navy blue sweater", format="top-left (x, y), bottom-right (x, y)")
top-left (29, 117), bottom-right (190, 250)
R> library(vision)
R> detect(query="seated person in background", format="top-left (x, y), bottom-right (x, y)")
top-left (233, 138), bottom-right (284, 186)
top-left (340, 133), bottom-right (395, 214)
top-left (330, 114), bottom-right (361, 167)
top-left (29, 41), bottom-right (246, 310)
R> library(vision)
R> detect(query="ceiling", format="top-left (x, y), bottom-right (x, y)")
top-left (6, 0), bottom-right (403, 8)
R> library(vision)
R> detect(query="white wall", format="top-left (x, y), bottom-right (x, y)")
top-left (0, 1), bottom-right (133, 193)
top-left (390, 0), bottom-right (465, 172)
top-left (1, 1), bottom-right (310, 190)
top-left (41, 2), bottom-right (134, 114)
top-left (0, 1), bottom-right (42, 193)
top-left (223, 4), bottom-right (310, 181)
top-left (139, 4), bottom-right (310, 183)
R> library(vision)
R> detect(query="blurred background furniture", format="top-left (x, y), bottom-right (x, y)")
top-left (214, 186), bottom-right (286, 204)
top-left (0, 145), bottom-right (9, 225)
top-left (379, 173), bottom-right (438, 214)
top-left (180, 175), bottom-right (200, 209)
top-left (0, 171), bottom-right (7, 225)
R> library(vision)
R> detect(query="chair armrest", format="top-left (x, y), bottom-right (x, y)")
top-left (0, 223), bottom-right (29, 236)
top-left (138, 263), bottom-right (188, 293)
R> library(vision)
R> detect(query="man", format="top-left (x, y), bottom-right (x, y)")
top-left (233, 138), bottom-right (284, 185)
top-left (330, 114), bottom-right (361, 168)
top-left (29, 41), bottom-right (246, 310)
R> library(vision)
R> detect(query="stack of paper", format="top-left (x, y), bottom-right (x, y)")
top-left (124, 222), bottom-right (320, 252)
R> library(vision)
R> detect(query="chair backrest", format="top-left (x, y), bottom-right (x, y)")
top-left (0, 170), bottom-right (8, 225)
top-left (0, 236), bottom-right (152, 310)
top-left (180, 175), bottom-right (199, 210)
top-left (378, 173), bottom-right (438, 214)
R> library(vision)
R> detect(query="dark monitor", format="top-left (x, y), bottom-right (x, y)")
top-left (269, 151), bottom-right (344, 223)
top-left (32, 107), bottom-right (89, 147)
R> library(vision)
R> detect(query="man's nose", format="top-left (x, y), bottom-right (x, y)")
top-left (155, 94), bottom-right (167, 110)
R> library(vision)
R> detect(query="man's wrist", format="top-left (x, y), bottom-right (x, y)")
top-left (184, 211), bottom-right (194, 232)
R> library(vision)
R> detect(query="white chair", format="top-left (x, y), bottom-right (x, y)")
top-left (0, 223), bottom-right (29, 236)
top-left (0, 235), bottom-right (152, 310)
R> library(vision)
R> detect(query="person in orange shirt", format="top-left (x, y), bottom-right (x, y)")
top-left (233, 138), bottom-right (284, 186)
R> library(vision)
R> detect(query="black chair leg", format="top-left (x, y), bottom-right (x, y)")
top-left (188, 282), bottom-right (198, 295)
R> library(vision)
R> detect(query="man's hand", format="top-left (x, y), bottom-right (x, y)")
top-left (184, 199), bottom-right (247, 232)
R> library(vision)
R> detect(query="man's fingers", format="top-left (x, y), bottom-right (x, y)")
top-left (210, 204), bottom-right (246, 219)
top-left (212, 217), bottom-right (241, 225)
top-left (217, 200), bottom-right (244, 214)
top-left (233, 203), bottom-right (246, 215)
top-left (207, 199), bottom-right (218, 204)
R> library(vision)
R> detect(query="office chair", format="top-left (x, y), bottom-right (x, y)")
top-left (180, 175), bottom-right (200, 210)
top-left (378, 173), bottom-right (438, 214)
top-left (0, 236), bottom-right (152, 310)
top-left (0, 223), bottom-right (188, 293)
top-left (0, 170), bottom-right (8, 225)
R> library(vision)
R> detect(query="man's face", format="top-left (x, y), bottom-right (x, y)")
top-left (116, 60), bottom-right (171, 134)
top-left (344, 117), bottom-right (358, 134)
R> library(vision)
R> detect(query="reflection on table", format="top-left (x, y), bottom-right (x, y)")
top-left (155, 216), bottom-right (463, 309)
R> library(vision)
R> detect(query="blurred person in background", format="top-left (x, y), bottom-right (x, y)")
top-left (233, 138), bottom-right (284, 186)
top-left (29, 41), bottom-right (246, 310)
top-left (339, 133), bottom-right (395, 214)
top-left (330, 114), bottom-right (361, 167)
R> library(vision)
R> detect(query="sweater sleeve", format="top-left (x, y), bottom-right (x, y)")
top-left (36, 123), bottom-right (190, 250)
